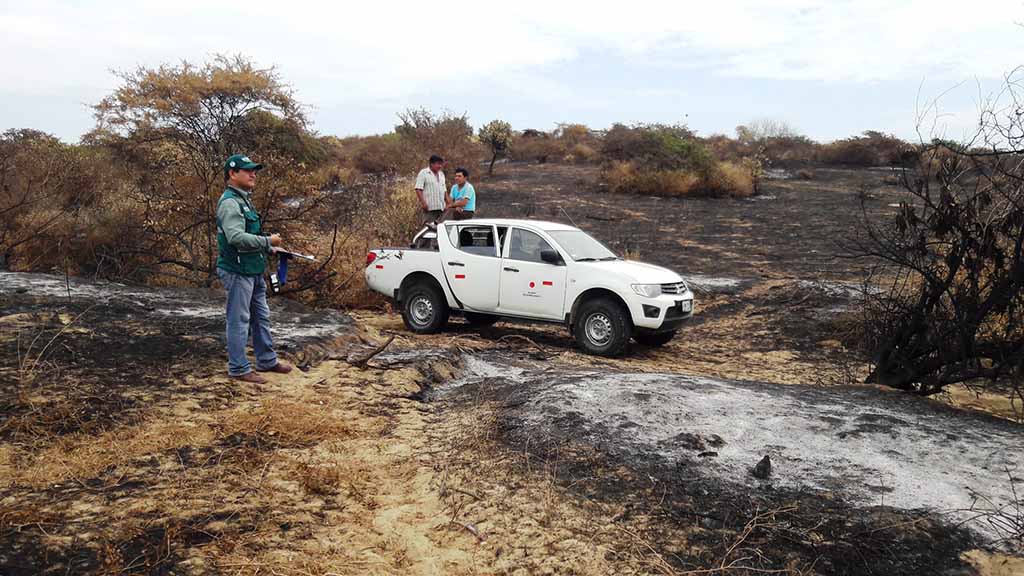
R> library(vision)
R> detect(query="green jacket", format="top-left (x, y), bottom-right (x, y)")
top-left (216, 186), bottom-right (271, 276)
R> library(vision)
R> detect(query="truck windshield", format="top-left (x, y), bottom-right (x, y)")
top-left (547, 230), bottom-right (618, 261)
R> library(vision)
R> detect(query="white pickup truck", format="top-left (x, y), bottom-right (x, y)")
top-left (365, 219), bottom-right (694, 356)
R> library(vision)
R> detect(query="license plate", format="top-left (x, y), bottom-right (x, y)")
top-left (677, 300), bottom-right (693, 313)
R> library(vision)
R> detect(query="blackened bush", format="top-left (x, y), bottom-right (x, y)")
top-left (855, 140), bottom-right (1024, 405)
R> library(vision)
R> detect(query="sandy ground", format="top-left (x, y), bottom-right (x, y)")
top-left (2, 164), bottom-right (1022, 574)
top-left (0, 283), bottom-right (713, 575)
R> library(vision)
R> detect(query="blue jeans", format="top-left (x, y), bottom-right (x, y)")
top-left (217, 268), bottom-right (279, 376)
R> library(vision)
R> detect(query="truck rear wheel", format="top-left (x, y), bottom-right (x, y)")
top-left (402, 282), bottom-right (449, 334)
top-left (573, 297), bottom-right (632, 356)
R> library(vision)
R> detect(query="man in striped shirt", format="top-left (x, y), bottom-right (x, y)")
top-left (414, 154), bottom-right (446, 224)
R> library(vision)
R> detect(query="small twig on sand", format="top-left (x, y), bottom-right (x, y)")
top-left (496, 334), bottom-right (550, 356)
top-left (348, 335), bottom-right (396, 367)
top-left (449, 520), bottom-right (487, 543)
top-left (449, 487), bottom-right (483, 501)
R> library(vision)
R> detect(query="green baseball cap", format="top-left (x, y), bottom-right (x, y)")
top-left (224, 154), bottom-right (263, 176)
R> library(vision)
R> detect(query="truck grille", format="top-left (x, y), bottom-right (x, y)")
top-left (661, 282), bottom-right (688, 295)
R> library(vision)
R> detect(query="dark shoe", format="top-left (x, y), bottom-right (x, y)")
top-left (230, 371), bottom-right (268, 384)
top-left (257, 361), bottom-right (293, 374)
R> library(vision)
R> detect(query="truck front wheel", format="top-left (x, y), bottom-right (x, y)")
top-left (573, 297), bottom-right (632, 356)
top-left (402, 282), bottom-right (449, 334)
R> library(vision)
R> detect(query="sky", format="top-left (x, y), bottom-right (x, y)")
top-left (2, 0), bottom-right (1023, 144)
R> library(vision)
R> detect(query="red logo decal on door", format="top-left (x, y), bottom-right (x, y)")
top-left (529, 281), bottom-right (535, 288)
top-left (542, 281), bottom-right (553, 286)
top-left (455, 274), bottom-right (466, 279)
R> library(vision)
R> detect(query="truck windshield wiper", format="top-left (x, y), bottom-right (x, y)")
top-left (598, 256), bottom-right (621, 261)
top-left (574, 257), bottom-right (600, 262)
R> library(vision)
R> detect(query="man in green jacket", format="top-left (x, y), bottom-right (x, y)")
top-left (216, 154), bottom-right (293, 383)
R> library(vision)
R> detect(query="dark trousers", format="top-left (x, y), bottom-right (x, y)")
top-left (439, 208), bottom-right (474, 222)
top-left (422, 209), bottom-right (443, 224)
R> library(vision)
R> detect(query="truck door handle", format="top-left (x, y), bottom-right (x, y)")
top-left (448, 261), bottom-right (465, 267)
top-left (504, 267), bottom-right (519, 273)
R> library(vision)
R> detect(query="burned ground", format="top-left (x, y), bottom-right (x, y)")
top-left (426, 349), bottom-right (1024, 575)
top-left (1, 164), bottom-right (1022, 575)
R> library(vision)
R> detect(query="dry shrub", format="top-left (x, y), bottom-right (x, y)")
top-left (796, 168), bottom-right (815, 180)
top-left (349, 134), bottom-right (412, 174)
top-left (600, 124), bottom-right (758, 197)
top-left (761, 136), bottom-right (820, 166)
top-left (704, 161), bottom-right (756, 198)
top-left (706, 128), bottom-right (821, 167)
top-left (819, 138), bottom-right (878, 166)
top-left (604, 160), bottom-right (753, 198)
top-left (395, 108), bottom-right (485, 178)
top-left (510, 131), bottom-right (564, 163)
top-left (0, 131), bottom-right (128, 273)
top-left (605, 161), bottom-right (698, 197)
top-left (218, 400), bottom-right (351, 449)
top-left (601, 123), bottom-right (711, 172)
top-left (819, 131), bottom-right (910, 167)
top-left (703, 133), bottom-right (749, 161)
top-left (285, 177), bottom-right (421, 309)
top-left (566, 143), bottom-right (598, 164)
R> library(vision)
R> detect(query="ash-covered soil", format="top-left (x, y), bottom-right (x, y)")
top-left (2, 164), bottom-right (1022, 575)
top-left (441, 354), bottom-right (1022, 541)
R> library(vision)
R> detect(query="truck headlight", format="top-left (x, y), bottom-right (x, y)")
top-left (631, 284), bottom-right (662, 298)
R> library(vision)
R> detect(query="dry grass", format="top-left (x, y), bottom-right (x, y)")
top-left (604, 160), bottom-right (754, 198)
top-left (708, 161), bottom-right (756, 197)
top-left (13, 420), bottom-right (213, 488)
top-left (217, 399), bottom-right (352, 449)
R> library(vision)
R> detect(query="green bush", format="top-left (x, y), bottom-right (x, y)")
top-left (601, 123), bottom-right (713, 173)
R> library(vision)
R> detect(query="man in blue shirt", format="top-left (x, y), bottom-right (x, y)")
top-left (443, 167), bottom-right (475, 221)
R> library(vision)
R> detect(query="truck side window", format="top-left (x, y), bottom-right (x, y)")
top-left (454, 225), bottom-right (498, 257)
top-left (508, 229), bottom-right (554, 263)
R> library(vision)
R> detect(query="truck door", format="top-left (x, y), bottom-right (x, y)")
top-left (497, 228), bottom-right (568, 320)
top-left (441, 223), bottom-right (501, 310)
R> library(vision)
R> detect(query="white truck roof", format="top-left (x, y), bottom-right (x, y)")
top-left (442, 218), bottom-right (579, 232)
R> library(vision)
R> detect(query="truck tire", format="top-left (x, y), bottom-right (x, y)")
top-left (464, 312), bottom-right (499, 327)
top-left (634, 330), bottom-right (676, 347)
top-left (573, 297), bottom-right (632, 356)
top-left (401, 282), bottom-right (449, 334)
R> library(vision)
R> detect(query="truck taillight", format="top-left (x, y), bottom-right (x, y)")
top-left (366, 252), bottom-right (377, 266)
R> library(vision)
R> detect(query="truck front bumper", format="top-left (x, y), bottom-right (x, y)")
top-left (629, 292), bottom-right (695, 332)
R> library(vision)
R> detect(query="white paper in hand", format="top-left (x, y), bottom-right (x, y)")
top-left (271, 247), bottom-right (316, 261)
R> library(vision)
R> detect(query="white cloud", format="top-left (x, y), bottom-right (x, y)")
top-left (1, 0), bottom-right (1021, 138)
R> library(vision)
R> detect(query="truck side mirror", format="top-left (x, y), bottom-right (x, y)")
top-left (540, 249), bottom-right (563, 265)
